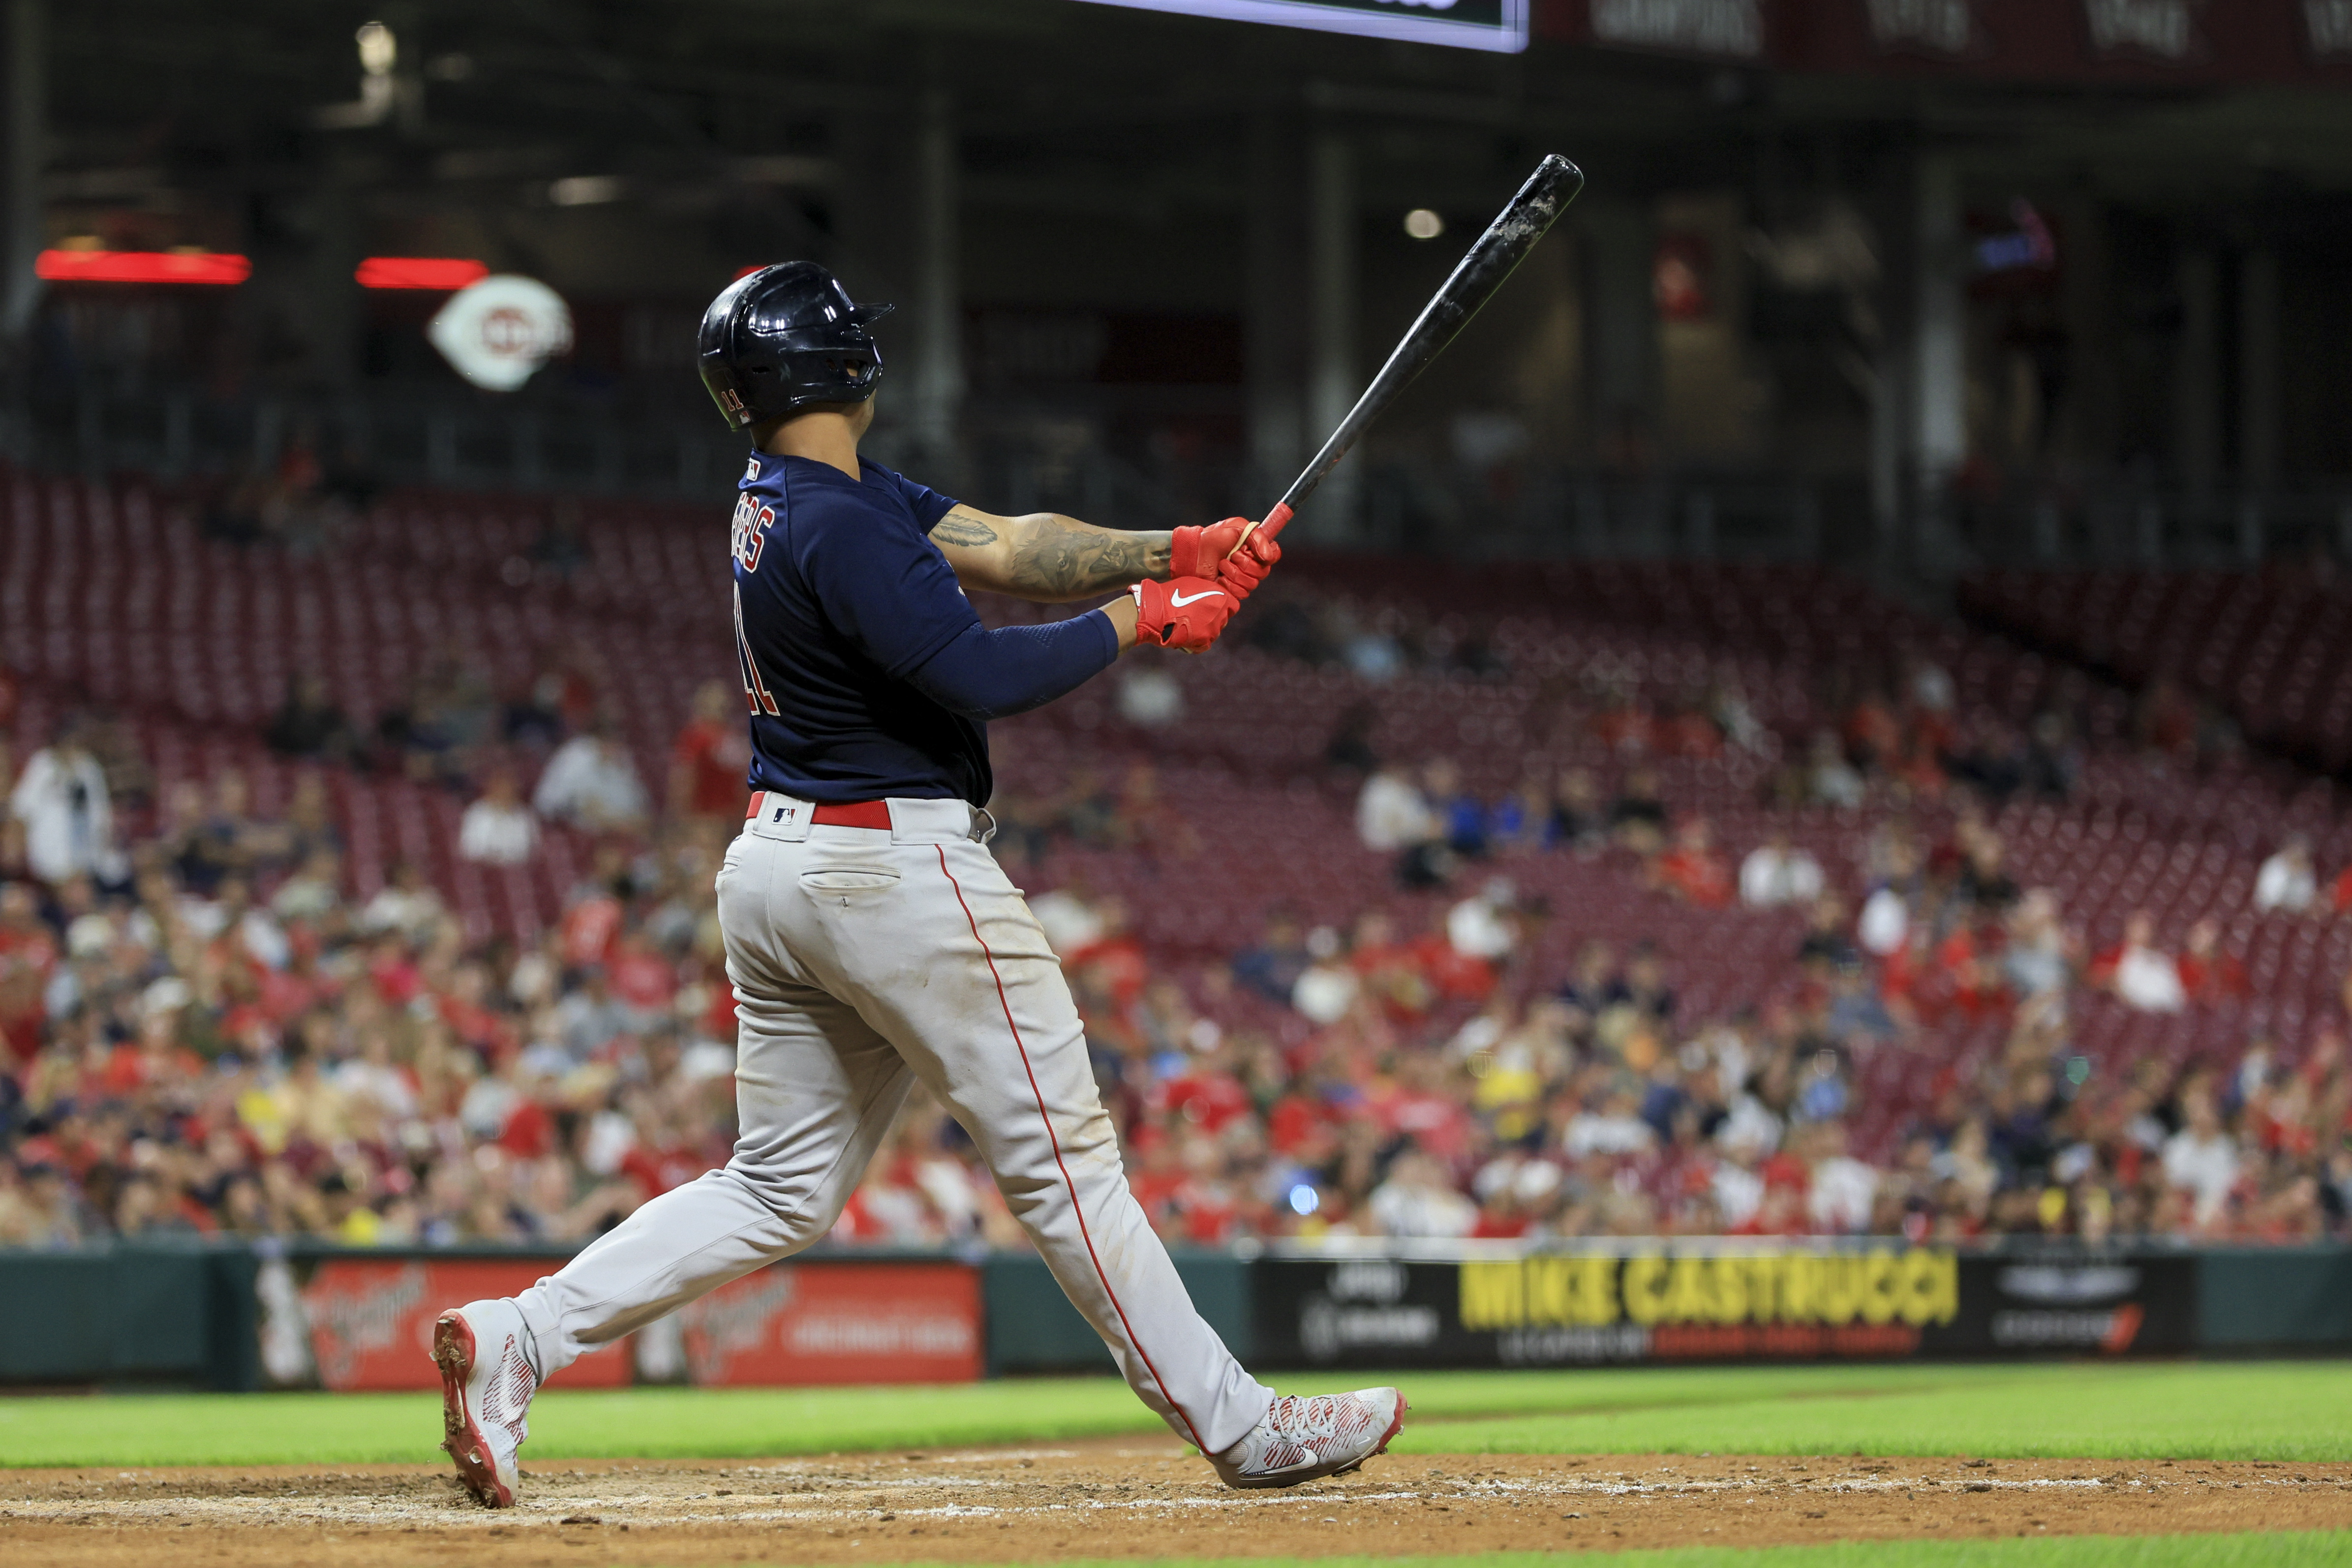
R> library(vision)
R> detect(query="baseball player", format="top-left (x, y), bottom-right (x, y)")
top-left (431, 262), bottom-right (1404, 1505)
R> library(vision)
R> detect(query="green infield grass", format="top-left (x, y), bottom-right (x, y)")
top-left (4, 1363), bottom-right (2352, 1476)
top-left (0, 1361), bottom-right (2347, 1469)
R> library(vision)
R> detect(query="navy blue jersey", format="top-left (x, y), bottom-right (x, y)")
top-left (729, 452), bottom-right (989, 804)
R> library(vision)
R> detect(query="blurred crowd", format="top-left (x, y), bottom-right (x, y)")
top-left (4, 629), bottom-right (2352, 1255)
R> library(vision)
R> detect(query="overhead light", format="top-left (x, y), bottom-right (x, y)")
top-left (317, 20), bottom-right (397, 127)
top-left (356, 21), bottom-right (396, 78)
top-left (549, 175), bottom-right (624, 207)
top-left (356, 256), bottom-right (489, 290)
top-left (1404, 209), bottom-right (1445, 240)
top-left (35, 249), bottom-right (251, 285)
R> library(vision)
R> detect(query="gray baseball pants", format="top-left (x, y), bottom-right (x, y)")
top-left (510, 793), bottom-right (1273, 1455)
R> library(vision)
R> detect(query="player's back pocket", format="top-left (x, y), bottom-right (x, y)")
top-left (800, 868), bottom-right (901, 892)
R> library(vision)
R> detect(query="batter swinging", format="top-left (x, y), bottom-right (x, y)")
top-left (430, 262), bottom-right (1405, 1505)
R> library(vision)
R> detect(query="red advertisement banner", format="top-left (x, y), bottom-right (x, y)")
top-left (301, 1258), bottom-right (632, 1392)
top-left (675, 1261), bottom-right (982, 1386)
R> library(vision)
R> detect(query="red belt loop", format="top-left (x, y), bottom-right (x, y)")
top-left (745, 791), bottom-right (765, 820)
top-left (810, 799), bottom-right (893, 830)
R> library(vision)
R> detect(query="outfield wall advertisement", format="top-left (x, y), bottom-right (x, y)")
top-left (273, 1255), bottom-right (979, 1390)
top-left (1251, 1247), bottom-right (2196, 1369)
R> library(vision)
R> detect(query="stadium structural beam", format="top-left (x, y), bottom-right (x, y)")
top-left (1305, 125), bottom-right (1357, 541)
top-left (2239, 246), bottom-right (2280, 492)
top-left (1245, 98), bottom-right (1308, 513)
top-left (1909, 152), bottom-right (1966, 574)
top-left (1, 0), bottom-right (44, 442)
top-left (1579, 194), bottom-right (1660, 501)
top-left (908, 65), bottom-right (964, 474)
top-left (2174, 245), bottom-right (2221, 500)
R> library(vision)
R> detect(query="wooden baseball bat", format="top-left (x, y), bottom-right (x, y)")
top-left (1237, 153), bottom-right (1585, 551)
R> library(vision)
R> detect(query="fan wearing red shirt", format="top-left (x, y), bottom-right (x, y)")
top-left (1652, 819), bottom-right (1734, 910)
top-left (2176, 918), bottom-right (2250, 1002)
top-left (670, 680), bottom-right (756, 822)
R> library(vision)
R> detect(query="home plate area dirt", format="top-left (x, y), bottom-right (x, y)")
top-left (5, 1442), bottom-right (2351, 1566)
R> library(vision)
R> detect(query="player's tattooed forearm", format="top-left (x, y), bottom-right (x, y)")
top-left (1008, 521), bottom-right (1171, 596)
top-left (933, 510), bottom-right (1000, 547)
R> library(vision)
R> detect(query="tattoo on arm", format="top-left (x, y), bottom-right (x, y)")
top-left (931, 508), bottom-right (1000, 547)
top-left (1008, 516), bottom-right (1171, 598)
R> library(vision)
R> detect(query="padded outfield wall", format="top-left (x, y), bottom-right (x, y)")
top-left (0, 1240), bottom-right (2344, 1390)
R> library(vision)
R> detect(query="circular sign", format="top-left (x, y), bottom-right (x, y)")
top-left (427, 274), bottom-right (574, 391)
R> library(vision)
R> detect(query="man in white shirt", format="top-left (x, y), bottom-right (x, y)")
top-left (1561, 1088), bottom-right (1656, 1159)
top-left (2161, 1092), bottom-right (2239, 1230)
top-left (2254, 837), bottom-right (2317, 914)
top-left (1739, 831), bottom-right (1824, 909)
top-left (533, 719), bottom-right (650, 832)
top-left (2110, 911), bottom-right (2186, 1013)
top-left (459, 769), bottom-right (540, 866)
top-left (1804, 1122), bottom-right (1878, 1234)
top-left (1366, 1151), bottom-right (1477, 1238)
top-left (1355, 762), bottom-right (1436, 855)
top-left (9, 722), bottom-right (126, 885)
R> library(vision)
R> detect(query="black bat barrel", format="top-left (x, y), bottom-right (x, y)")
top-left (1270, 154), bottom-right (1585, 529)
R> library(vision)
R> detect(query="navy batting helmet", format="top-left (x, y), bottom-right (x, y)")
top-left (697, 262), bottom-right (893, 431)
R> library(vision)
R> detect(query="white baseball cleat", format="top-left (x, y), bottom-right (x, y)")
top-left (431, 1298), bottom-right (539, 1508)
top-left (1209, 1387), bottom-right (1406, 1490)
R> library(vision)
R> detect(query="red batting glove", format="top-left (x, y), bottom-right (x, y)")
top-left (1170, 516), bottom-right (1283, 601)
top-left (1130, 576), bottom-right (1237, 653)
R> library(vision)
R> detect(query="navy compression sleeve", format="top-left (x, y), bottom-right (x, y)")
top-left (903, 610), bottom-right (1122, 721)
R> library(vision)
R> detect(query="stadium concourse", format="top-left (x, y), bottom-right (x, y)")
top-left (4, 467), bottom-right (2352, 1253)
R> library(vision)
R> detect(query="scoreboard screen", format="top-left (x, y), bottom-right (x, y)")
top-left (1065, 0), bottom-right (1529, 53)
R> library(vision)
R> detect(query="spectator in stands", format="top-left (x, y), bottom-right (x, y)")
top-left (1290, 926), bottom-right (1360, 1025)
top-left (359, 860), bottom-right (449, 942)
top-left (2176, 918), bottom-right (2249, 1002)
top-left (2022, 710), bottom-right (2079, 799)
top-left (1804, 1122), bottom-right (1878, 1234)
top-left (2255, 836), bottom-right (2318, 914)
top-left (1444, 878), bottom-right (1519, 964)
top-left (1366, 1149), bottom-right (1478, 1239)
top-left (1355, 761), bottom-right (1448, 888)
top-left (458, 769), bottom-right (539, 866)
top-left (1562, 1085), bottom-right (1656, 1159)
top-left (2099, 912), bottom-right (2187, 1014)
top-left (1232, 908), bottom-right (1311, 1005)
top-left (264, 673), bottom-right (354, 762)
top-left (1806, 731), bottom-right (1865, 809)
top-left (2001, 889), bottom-right (2075, 1001)
top-left (1796, 894), bottom-right (1858, 968)
top-left (668, 680), bottom-right (753, 825)
top-left (1653, 817), bottom-right (1733, 909)
top-left (8, 718), bottom-right (125, 888)
top-left (1739, 830), bottom-right (1824, 909)
top-left (1547, 767), bottom-right (1603, 850)
top-left (534, 715), bottom-right (650, 833)
top-left (2162, 1088), bottom-right (2239, 1232)
top-left (1608, 768), bottom-right (1669, 853)
top-left (1423, 758), bottom-right (1487, 860)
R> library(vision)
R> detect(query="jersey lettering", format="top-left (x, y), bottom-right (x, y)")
top-left (734, 581), bottom-right (780, 715)
top-left (730, 493), bottom-right (772, 573)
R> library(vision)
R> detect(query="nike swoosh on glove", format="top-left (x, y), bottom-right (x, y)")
top-left (1131, 576), bottom-right (1238, 653)
top-left (1171, 516), bottom-right (1282, 601)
